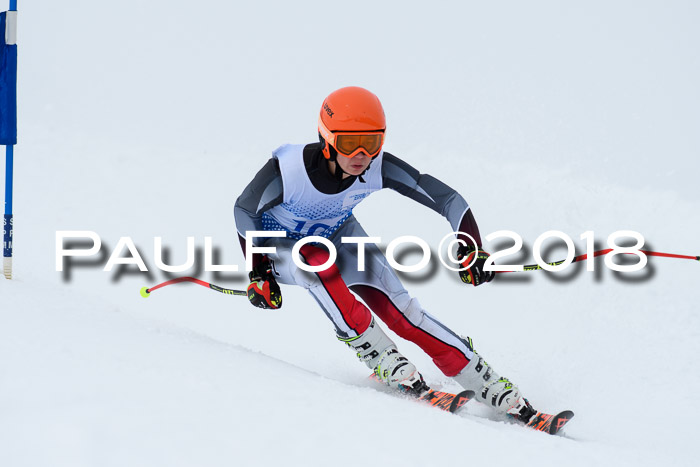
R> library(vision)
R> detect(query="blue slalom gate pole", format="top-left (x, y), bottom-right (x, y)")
top-left (2, 0), bottom-right (17, 279)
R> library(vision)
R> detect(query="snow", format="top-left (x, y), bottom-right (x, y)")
top-left (2, 1), bottom-right (699, 466)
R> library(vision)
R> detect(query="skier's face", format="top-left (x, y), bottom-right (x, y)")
top-left (336, 151), bottom-right (372, 177)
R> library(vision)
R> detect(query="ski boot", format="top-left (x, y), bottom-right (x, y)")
top-left (338, 318), bottom-right (427, 397)
top-left (453, 344), bottom-right (521, 414)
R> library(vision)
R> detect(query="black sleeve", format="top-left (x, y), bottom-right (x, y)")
top-left (234, 157), bottom-right (284, 265)
top-left (381, 152), bottom-right (483, 246)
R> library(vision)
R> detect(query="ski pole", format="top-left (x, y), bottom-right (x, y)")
top-left (141, 248), bottom-right (698, 296)
top-left (497, 248), bottom-right (699, 273)
top-left (140, 277), bottom-right (247, 298)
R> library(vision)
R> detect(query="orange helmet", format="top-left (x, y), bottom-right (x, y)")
top-left (318, 86), bottom-right (386, 160)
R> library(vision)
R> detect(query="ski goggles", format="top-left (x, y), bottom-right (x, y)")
top-left (318, 117), bottom-right (384, 158)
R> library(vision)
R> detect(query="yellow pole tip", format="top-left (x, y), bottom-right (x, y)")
top-left (140, 287), bottom-right (151, 298)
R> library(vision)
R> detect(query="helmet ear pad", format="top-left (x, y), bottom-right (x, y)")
top-left (319, 132), bottom-right (338, 161)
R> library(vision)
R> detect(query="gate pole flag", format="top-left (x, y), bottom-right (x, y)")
top-left (1, 0), bottom-right (17, 279)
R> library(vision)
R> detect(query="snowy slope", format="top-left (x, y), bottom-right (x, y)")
top-left (1, 275), bottom-right (693, 467)
top-left (2, 1), bottom-right (699, 466)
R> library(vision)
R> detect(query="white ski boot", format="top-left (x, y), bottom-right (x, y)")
top-left (453, 350), bottom-right (522, 414)
top-left (338, 318), bottom-right (427, 396)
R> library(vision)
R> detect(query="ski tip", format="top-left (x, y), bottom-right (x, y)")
top-left (549, 410), bottom-right (575, 435)
top-left (450, 390), bottom-right (475, 413)
top-left (140, 287), bottom-right (151, 298)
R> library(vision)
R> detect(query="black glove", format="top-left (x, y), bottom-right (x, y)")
top-left (457, 245), bottom-right (495, 287)
top-left (247, 260), bottom-right (282, 309)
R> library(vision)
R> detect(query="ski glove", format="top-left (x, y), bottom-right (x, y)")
top-left (247, 261), bottom-right (282, 309)
top-left (457, 245), bottom-right (495, 287)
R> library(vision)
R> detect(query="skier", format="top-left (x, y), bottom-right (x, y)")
top-left (234, 86), bottom-right (535, 421)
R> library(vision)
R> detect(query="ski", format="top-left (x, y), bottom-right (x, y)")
top-left (368, 373), bottom-right (474, 414)
top-left (521, 409), bottom-right (575, 435)
top-left (368, 373), bottom-right (572, 434)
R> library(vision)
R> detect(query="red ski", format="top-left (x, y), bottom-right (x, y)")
top-left (368, 373), bottom-right (573, 435)
top-left (522, 409), bottom-right (575, 435)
